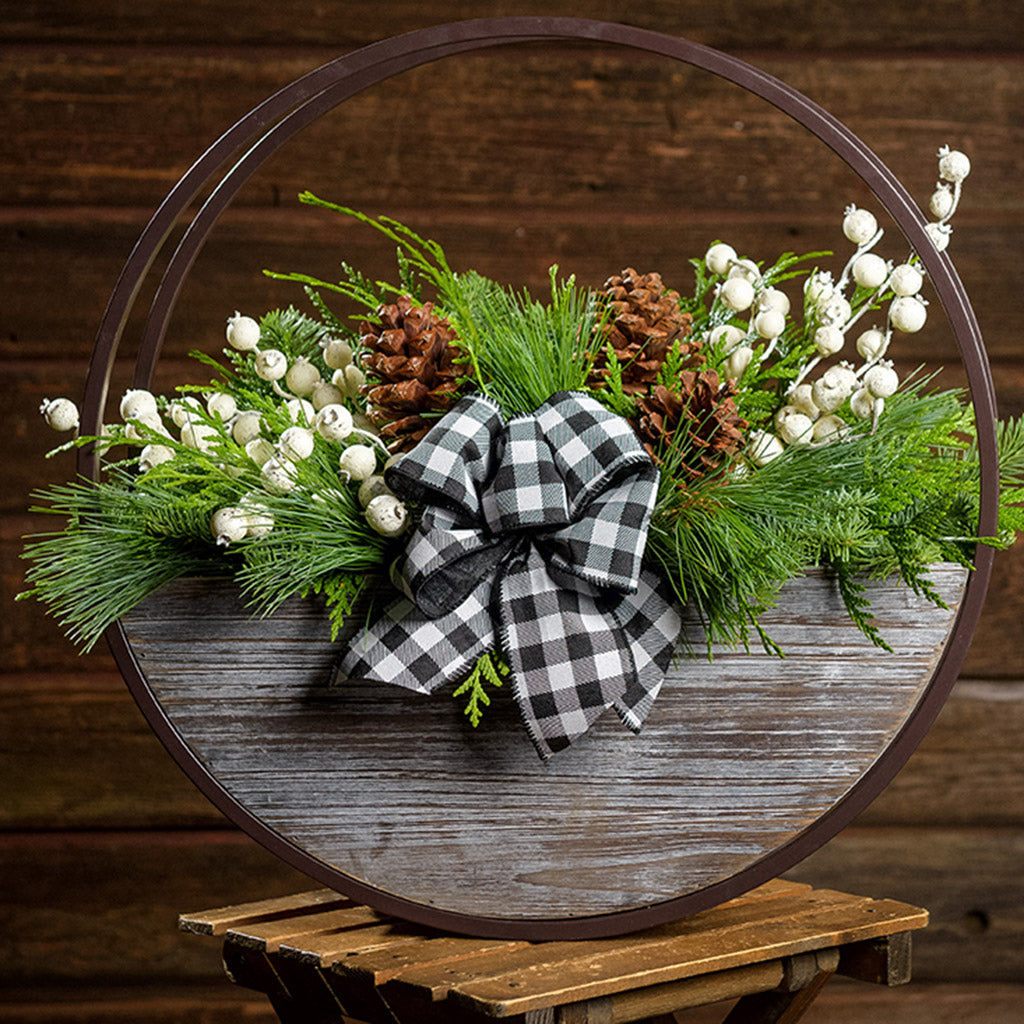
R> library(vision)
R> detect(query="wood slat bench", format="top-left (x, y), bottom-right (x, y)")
top-left (180, 879), bottom-right (927, 1023)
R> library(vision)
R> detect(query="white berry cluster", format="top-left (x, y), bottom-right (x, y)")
top-left (40, 311), bottom-right (411, 544)
top-left (700, 146), bottom-right (969, 465)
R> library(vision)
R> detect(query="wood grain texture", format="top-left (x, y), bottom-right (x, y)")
top-left (2, 827), bottom-right (1020, 986)
top-left (2, 982), bottom-right (1022, 1024)
top-left (4, 211), bottom-right (1024, 366)
top-left (3, 1), bottom-right (1021, 50)
top-left (3, 49), bottom-right (1021, 213)
top-left (118, 566), bottom-right (967, 921)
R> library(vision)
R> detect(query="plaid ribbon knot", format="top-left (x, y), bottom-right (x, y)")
top-left (337, 391), bottom-right (682, 758)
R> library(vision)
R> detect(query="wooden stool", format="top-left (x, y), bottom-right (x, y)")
top-left (180, 878), bottom-right (926, 1023)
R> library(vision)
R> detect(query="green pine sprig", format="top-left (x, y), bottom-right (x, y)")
top-left (452, 651), bottom-right (510, 727)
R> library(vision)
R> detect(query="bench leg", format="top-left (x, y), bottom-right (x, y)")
top-left (721, 949), bottom-right (839, 1024)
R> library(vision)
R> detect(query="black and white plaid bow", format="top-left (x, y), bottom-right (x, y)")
top-left (337, 391), bottom-right (682, 758)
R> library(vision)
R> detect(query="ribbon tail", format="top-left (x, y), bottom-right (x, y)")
top-left (497, 546), bottom-right (633, 759)
top-left (607, 567), bottom-right (683, 732)
top-left (336, 575), bottom-right (495, 695)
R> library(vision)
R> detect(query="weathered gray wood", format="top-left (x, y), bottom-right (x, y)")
top-left (120, 565), bottom-right (967, 921)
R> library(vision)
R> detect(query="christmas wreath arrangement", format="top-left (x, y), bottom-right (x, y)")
top-left (23, 147), bottom-right (1024, 758)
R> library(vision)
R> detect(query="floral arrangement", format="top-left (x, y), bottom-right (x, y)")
top-left (22, 146), bottom-right (1024, 757)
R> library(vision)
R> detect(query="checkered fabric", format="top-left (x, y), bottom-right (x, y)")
top-left (337, 391), bottom-right (682, 759)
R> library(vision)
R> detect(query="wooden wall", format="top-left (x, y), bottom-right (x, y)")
top-left (2, 3), bottom-right (1022, 1019)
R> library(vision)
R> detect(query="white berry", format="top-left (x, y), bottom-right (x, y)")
top-left (754, 308), bottom-right (786, 340)
top-left (727, 258), bottom-right (761, 284)
top-left (814, 325), bottom-right (844, 357)
top-left (842, 206), bottom-right (878, 245)
top-left (261, 456), bottom-right (298, 495)
top-left (852, 253), bottom-right (889, 290)
top-left (120, 388), bottom-right (159, 421)
top-left (819, 294), bottom-right (852, 328)
top-left (254, 349), bottom-right (288, 382)
top-left (925, 222), bottom-right (951, 252)
top-left (855, 328), bottom-right (887, 362)
top-left (169, 396), bottom-right (203, 428)
top-left (315, 403), bottom-right (354, 443)
top-left (748, 430), bottom-right (784, 466)
top-left (244, 506), bottom-right (275, 537)
top-left (864, 362), bottom-right (899, 399)
top-left (776, 409), bottom-right (814, 445)
top-left (725, 344), bottom-right (753, 380)
top-left (805, 271), bottom-right (835, 307)
top-left (720, 276), bottom-right (755, 312)
top-left (938, 147), bottom-right (970, 183)
top-left (206, 392), bottom-right (237, 421)
top-left (180, 420), bottom-right (220, 452)
top-left (323, 338), bottom-right (354, 370)
top-left (279, 426), bottom-right (315, 461)
top-left (889, 296), bottom-right (928, 333)
top-left (789, 383), bottom-right (819, 419)
top-left (812, 365), bottom-right (857, 413)
top-left (231, 411), bottom-right (262, 446)
top-left (889, 264), bottom-right (923, 297)
top-left (710, 324), bottom-right (745, 350)
top-left (245, 437), bottom-right (276, 467)
top-left (311, 381), bottom-right (345, 410)
top-left (339, 364), bottom-right (365, 399)
top-left (210, 506), bottom-right (249, 547)
top-left (759, 287), bottom-right (791, 316)
top-left (284, 397), bottom-right (315, 427)
top-left (339, 444), bottom-right (377, 482)
top-left (40, 397), bottom-right (79, 432)
top-left (138, 443), bottom-right (174, 472)
top-left (813, 414), bottom-right (849, 442)
top-left (365, 494), bottom-right (409, 537)
top-left (704, 242), bottom-right (737, 276)
top-left (226, 312), bottom-right (261, 351)
top-left (850, 388), bottom-right (877, 421)
top-left (285, 357), bottom-right (321, 398)
top-left (930, 185), bottom-right (955, 220)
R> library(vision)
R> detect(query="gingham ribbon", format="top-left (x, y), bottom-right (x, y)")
top-left (337, 391), bottom-right (682, 758)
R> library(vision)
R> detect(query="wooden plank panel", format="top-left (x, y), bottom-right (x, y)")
top-left (3, 2), bottom-right (1023, 50)
top-left (4, 209), bottom-right (1024, 365)
top-left (114, 568), bottom-right (967, 922)
top-left (0, 831), bottom-right (313, 985)
top-left (786, 826), bottom-right (1024, 982)
top-left (1, 49), bottom-right (1021, 213)
top-left (858, 682), bottom-right (1024, 827)
top-left (0, 827), bottom-right (1020, 984)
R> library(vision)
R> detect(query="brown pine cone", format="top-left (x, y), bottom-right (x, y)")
top-left (635, 374), bottom-right (747, 485)
top-left (359, 295), bottom-right (468, 452)
top-left (589, 268), bottom-right (698, 394)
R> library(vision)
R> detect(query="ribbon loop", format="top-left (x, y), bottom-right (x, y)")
top-left (339, 390), bottom-right (681, 758)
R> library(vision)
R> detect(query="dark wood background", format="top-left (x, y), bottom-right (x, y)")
top-left (2, 3), bottom-right (1022, 1020)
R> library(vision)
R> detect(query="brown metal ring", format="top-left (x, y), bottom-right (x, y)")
top-left (83, 17), bottom-right (998, 939)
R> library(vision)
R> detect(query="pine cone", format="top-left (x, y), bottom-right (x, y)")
top-left (359, 296), bottom-right (467, 452)
top-left (589, 268), bottom-right (697, 394)
top-left (635, 374), bottom-right (747, 484)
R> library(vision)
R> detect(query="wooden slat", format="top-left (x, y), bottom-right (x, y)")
top-left (226, 905), bottom-right (392, 953)
top-left (5, 210), bottom-right (1024, 366)
top-left (2, 2), bottom-right (1022, 50)
top-left (2, 49), bottom-right (1021, 213)
top-left (179, 888), bottom-right (350, 936)
top-left (387, 891), bottom-right (924, 1017)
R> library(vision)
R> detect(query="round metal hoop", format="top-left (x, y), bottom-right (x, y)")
top-left (85, 17), bottom-right (998, 939)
